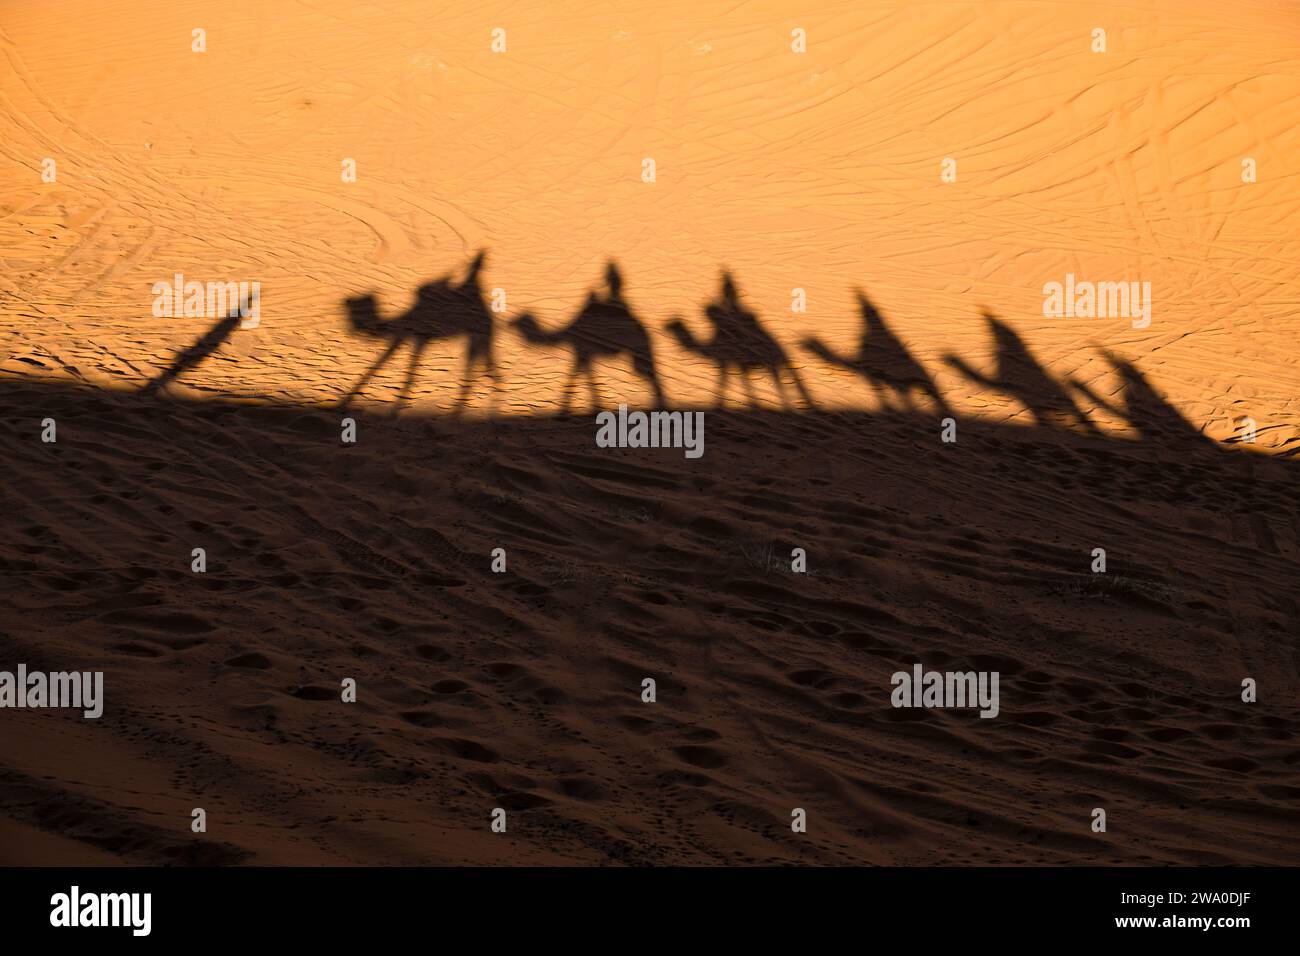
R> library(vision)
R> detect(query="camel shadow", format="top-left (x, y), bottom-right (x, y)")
top-left (331, 260), bottom-right (1229, 460)
top-left (945, 312), bottom-right (1097, 433)
top-left (341, 250), bottom-right (498, 415)
top-left (512, 261), bottom-right (665, 413)
top-left (802, 290), bottom-right (950, 415)
top-left (667, 271), bottom-right (813, 411)
top-left (1071, 349), bottom-right (1211, 448)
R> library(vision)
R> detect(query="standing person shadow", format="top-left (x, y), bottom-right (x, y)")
top-left (666, 271), bottom-right (814, 410)
top-left (945, 311), bottom-right (1097, 433)
top-left (512, 261), bottom-right (665, 413)
top-left (802, 290), bottom-right (950, 415)
top-left (142, 300), bottom-right (249, 396)
top-left (340, 250), bottom-right (498, 415)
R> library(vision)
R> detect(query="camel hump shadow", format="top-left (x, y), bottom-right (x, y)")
top-left (512, 260), bottom-right (664, 412)
top-left (340, 250), bottom-right (498, 414)
top-left (667, 270), bottom-right (813, 410)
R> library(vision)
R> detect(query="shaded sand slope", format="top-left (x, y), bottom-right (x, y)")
top-left (0, 369), bottom-right (1296, 865)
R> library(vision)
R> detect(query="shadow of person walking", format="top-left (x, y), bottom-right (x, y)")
top-left (142, 301), bottom-right (249, 396)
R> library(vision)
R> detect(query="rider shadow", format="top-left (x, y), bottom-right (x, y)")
top-left (801, 290), bottom-right (951, 415)
top-left (666, 271), bottom-right (814, 410)
top-left (341, 250), bottom-right (498, 415)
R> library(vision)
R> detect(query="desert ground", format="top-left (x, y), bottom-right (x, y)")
top-left (0, 0), bottom-right (1297, 864)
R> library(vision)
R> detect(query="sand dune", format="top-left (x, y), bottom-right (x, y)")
top-left (1, 0), bottom-right (1298, 865)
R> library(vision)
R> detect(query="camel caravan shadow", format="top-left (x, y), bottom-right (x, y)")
top-left (132, 249), bottom-right (1267, 463)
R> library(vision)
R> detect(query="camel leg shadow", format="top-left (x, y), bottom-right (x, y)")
top-left (340, 338), bottom-right (403, 410)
